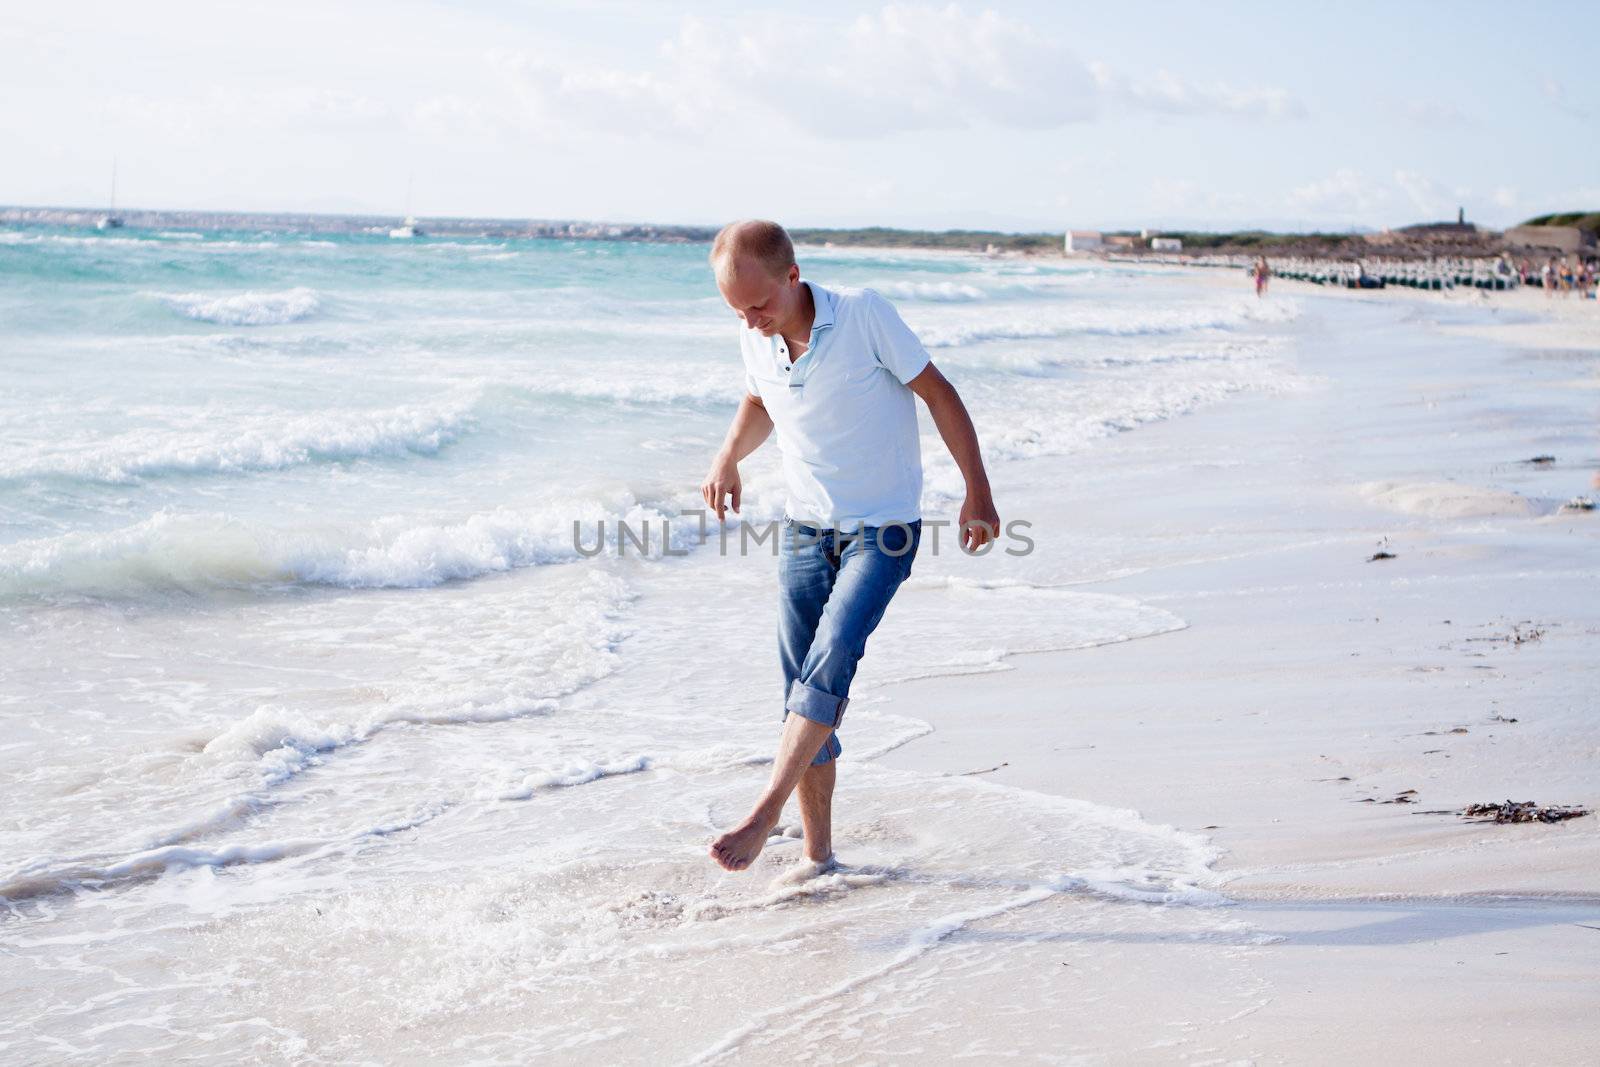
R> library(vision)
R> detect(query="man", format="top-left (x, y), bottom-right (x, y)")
top-left (700, 219), bottom-right (998, 874)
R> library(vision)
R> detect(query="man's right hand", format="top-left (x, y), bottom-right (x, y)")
top-left (701, 453), bottom-right (741, 522)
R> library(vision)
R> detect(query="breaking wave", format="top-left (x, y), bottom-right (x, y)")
top-left (2, 401), bottom-right (477, 484)
top-left (152, 286), bottom-right (321, 325)
top-left (912, 297), bottom-right (1299, 347)
top-left (0, 493), bottom-right (702, 599)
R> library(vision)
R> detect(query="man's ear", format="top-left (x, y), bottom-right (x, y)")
top-left (787, 264), bottom-right (801, 287)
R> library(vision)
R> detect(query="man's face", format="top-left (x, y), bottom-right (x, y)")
top-left (716, 258), bottom-right (797, 336)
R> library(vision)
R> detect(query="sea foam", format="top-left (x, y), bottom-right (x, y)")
top-left (153, 286), bottom-right (321, 325)
top-left (0, 493), bottom-right (700, 598)
top-left (1, 400), bottom-right (477, 484)
top-left (912, 297), bottom-right (1299, 347)
top-left (873, 280), bottom-right (989, 302)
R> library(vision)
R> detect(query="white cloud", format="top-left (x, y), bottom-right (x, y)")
top-left (411, 95), bottom-right (500, 137)
top-left (487, 48), bottom-right (710, 135)
top-left (830, 5), bottom-right (1100, 131)
top-left (477, 6), bottom-right (1302, 142)
top-left (1540, 76), bottom-right (1591, 119)
top-left (64, 4), bottom-right (1309, 162)
top-left (1395, 168), bottom-right (1459, 219)
top-left (1394, 169), bottom-right (1462, 220)
top-left (109, 87), bottom-right (391, 133)
top-left (1285, 169), bottom-right (1522, 227)
top-left (1147, 177), bottom-right (1199, 212)
top-left (1402, 100), bottom-right (1470, 127)
top-left (1549, 185), bottom-right (1600, 207)
top-left (486, 6), bottom-right (1100, 140)
top-left (1145, 176), bottom-right (1253, 218)
top-left (1287, 169), bottom-right (1391, 217)
top-left (1089, 62), bottom-right (1305, 119)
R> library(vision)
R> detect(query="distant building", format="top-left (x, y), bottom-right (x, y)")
top-left (1504, 225), bottom-right (1594, 253)
top-left (1104, 234), bottom-right (1140, 249)
top-left (1064, 229), bottom-right (1103, 253)
top-left (1150, 237), bottom-right (1183, 252)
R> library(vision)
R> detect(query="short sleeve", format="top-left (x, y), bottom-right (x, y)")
top-left (864, 289), bottom-right (932, 385)
top-left (736, 325), bottom-right (763, 400)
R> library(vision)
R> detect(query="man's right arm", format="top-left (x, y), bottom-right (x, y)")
top-left (701, 393), bottom-right (773, 521)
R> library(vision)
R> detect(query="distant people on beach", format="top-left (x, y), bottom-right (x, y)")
top-left (1543, 256), bottom-right (1561, 297)
top-left (1199, 250), bottom-right (1592, 299)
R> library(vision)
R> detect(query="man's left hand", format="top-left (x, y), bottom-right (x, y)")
top-left (959, 493), bottom-right (1001, 553)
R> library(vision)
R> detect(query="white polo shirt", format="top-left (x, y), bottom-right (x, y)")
top-left (739, 280), bottom-right (931, 529)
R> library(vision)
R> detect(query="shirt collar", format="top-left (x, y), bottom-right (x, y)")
top-left (802, 279), bottom-right (835, 334)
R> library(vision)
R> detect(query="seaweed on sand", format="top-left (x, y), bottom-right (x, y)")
top-left (1459, 800), bottom-right (1590, 824)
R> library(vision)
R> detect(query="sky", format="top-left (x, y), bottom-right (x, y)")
top-left (5, 0), bottom-right (1597, 232)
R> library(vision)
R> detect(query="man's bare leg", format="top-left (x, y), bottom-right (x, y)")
top-left (796, 758), bottom-right (835, 864)
top-left (709, 713), bottom-right (833, 872)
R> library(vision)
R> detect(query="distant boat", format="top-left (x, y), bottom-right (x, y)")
top-left (96, 157), bottom-right (124, 231)
top-left (389, 173), bottom-right (421, 238)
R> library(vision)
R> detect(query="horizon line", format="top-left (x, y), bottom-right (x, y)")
top-left (7, 201), bottom-right (1546, 239)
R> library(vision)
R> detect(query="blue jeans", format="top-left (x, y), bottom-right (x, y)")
top-left (778, 517), bottom-right (921, 765)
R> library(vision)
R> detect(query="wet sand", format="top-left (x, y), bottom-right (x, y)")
top-left (871, 275), bottom-right (1600, 1062)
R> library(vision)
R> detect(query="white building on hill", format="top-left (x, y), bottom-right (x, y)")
top-left (1065, 229), bottom-right (1103, 253)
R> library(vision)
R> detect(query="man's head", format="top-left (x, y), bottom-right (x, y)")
top-left (710, 219), bottom-right (804, 337)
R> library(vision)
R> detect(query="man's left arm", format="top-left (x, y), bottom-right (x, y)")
top-left (907, 363), bottom-right (1000, 551)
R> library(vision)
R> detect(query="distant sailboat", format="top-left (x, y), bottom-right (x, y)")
top-left (389, 174), bottom-right (422, 238)
top-left (96, 158), bottom-right (124, 231)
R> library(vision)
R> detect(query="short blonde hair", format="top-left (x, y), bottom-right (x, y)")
top-left (710, 219), bottom-right (795, 279)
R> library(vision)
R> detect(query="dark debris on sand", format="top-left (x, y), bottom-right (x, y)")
top-left (1361, 789), bottom-right (1419, 804)
top-left (1464, 622), bottom-right (1545, 645)
top-left (1459, 800), bottom-right (1590, 824)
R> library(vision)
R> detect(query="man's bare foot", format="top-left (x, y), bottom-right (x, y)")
top-left (709, 816), bottom-right (775, 872)
top-left (769, 853), bottom-right (839, 888)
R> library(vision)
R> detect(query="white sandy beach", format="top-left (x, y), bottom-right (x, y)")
top-left (867, 272), bottom-right (1600, 1063)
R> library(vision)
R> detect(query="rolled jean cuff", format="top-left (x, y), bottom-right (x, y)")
top-left (784, 681), bottom-right (850, 728)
